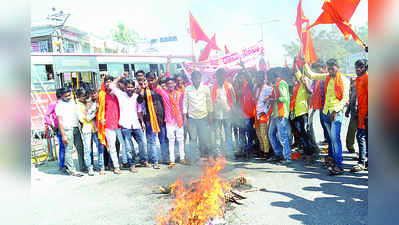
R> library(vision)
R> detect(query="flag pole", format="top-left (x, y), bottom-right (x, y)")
top-left (191, 39), bottom-right (196, 64)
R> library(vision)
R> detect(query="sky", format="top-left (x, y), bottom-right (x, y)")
top-left (31, 0), bottom-right (368, 66)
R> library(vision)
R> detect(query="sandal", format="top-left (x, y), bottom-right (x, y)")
top-left (329, 166), bottom-right (344, 176)
top-left (168, 163), bottom-right (176, 169)
top-left (130, 166), bottom-right (138, 173)
top-left (71, 172), bottom-right (84, 177)
top-left (153, 163), bottom-right (160, 169)
top-left (114, 167), bottom-right (121, 175)
top-left (350, 164), bottom-right (365, 173)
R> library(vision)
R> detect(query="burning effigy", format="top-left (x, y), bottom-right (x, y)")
top-left (156, 156), bottom-right (249, 225)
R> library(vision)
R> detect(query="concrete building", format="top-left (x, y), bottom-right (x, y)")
top-left (31, 25), bottom-right (128, 54)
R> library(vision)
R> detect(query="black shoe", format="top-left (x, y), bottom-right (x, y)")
top-left (245, 152), bottom-right (251, 161)
top-left (121, 163), bottom-right (130, 169)
top-left (272, 156), bottom-right (283, 162)
top-left (347, 149), bottom-right (356, 153)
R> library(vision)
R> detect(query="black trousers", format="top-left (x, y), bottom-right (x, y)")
top-left (294, 114), bottom-right (314, 156)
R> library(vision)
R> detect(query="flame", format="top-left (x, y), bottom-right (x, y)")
top-left (157, 156), bottom-right (231, 225)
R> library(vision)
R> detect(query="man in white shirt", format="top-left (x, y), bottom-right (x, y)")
top-left (56, 87), bottom-right (85, 177)
top-left (183, 71), bottom-right (213, 163)
top-left (110, 73), bottom-right (148, 172)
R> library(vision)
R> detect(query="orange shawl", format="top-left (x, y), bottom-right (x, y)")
top-left (310, 80), bottom-right (323, 110)
top-left (241, 81), bottom-right (255, 118)
top-left (97, 80), bottom-right (107, 147)
top-left (168, 90), bottom-right (183, 128)
top-left (324, 72), bottom-right (343, 106)
top-left (146, 88), bottom-right (160, 133)
top-left (212, 81), bottom-right (233, 109)
top-left (289, 81), bottom-right (302, 111)
top-left (176, 84), bottom-right (185, 94)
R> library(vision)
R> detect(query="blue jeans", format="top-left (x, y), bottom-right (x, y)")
top-left (56, 130), bottom-right (65, 169)
top-left (121, 127), bottom-right (147, 164)
top-left (320, 111), bottom-right (333, 158)
top-left (120, 127), bottom-right (136, 166)
top-left (146, 121), bottom-right (168, 164)
top-left (92, 132), bottom-right (104, 169)
top-left (82, 132), bottom-right (93, 169)
top-left (356, 127), bottom-right (368, 165)
top-left (245, 117), bottom-right (256, 153)
top-left (268, 117), bottom-right (291, 160)
top-left (214, 119), bottom-right (233, 156)
top-left (323, 111), bottom-right (343, 168)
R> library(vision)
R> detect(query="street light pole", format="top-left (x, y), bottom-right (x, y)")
top-left (243, 19), bottom-right (280, 43)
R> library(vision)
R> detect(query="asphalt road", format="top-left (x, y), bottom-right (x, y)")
top-left (31, 113), bottom-right (367, 225)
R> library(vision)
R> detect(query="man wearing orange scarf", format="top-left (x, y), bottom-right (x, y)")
top-left (139, 72), bottom-right (168, 167)
top-left (212, 68), bottom-right (236, 157)
top-left (267, 69), bottom-right (292, 165)
top-left (304, 59), bottom-right (349, 175)
top-left (154, 76), bottom-right (185, 168)
top-left (291, 64), bottom-right (316, 164)
top-left (232, 71), bottom-right (256, 160)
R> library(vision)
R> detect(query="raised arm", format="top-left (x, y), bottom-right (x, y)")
top-left (295, 65), bottom-right (312, 94)
top-left (166, 55), bottom-right (171, 78)
top-left (303, 63), bottom-right (328, 80)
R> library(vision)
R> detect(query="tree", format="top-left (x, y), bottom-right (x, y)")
top-left (283, 23), bottom-right (368, 72)
top-left (111, 23), bottom-right (140, 49)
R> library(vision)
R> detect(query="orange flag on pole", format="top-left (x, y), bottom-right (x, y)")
top-left (199, 34), bottom-right (219, 61)
top-left (309, 0), bottom-right (365, 47)
top-left (294, 0), bottom-right (309, 39)
top-left (302, 25), bottom-right (318, 64)
top-left (189, 11), bottom-right (211, 43)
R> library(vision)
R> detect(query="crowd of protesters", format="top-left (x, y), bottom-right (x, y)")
top-left (45, 56), bottom-right (368, 177)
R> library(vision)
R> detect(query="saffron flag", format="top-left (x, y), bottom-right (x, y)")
top-left (97, 79), bottom-right (107, 147)
top-left (309, 0), bottom-right (364, 46)
top-left (302, 26), bottom-right (318, 64)
top-left (294, 0), bottom-right (309, 39)
top-left (199, 34), bottom-right (219, 61)
top-left (189, 11), bottom-right (210, 43)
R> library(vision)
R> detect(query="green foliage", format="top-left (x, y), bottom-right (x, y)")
top-left (111, 23), bottom-right (140, 48)
top-left (283, 23), bottom-right (368, 71)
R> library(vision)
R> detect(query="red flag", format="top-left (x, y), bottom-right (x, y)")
top-left (309, 0), bottom-right (364, 46)
top-left (189, 11), bottom-right (210, 43)
top-left (199, 34), bottom-right (218, 61)
top-left (294, 0), bottom-right (309, 39)
top-left (302, 26), bottom-right (318, 64)
top-left (224, 45), bottom-right (230, 54)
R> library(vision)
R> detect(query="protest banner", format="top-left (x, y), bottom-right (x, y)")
top-left (183, 41), bottom-right (266, 85)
